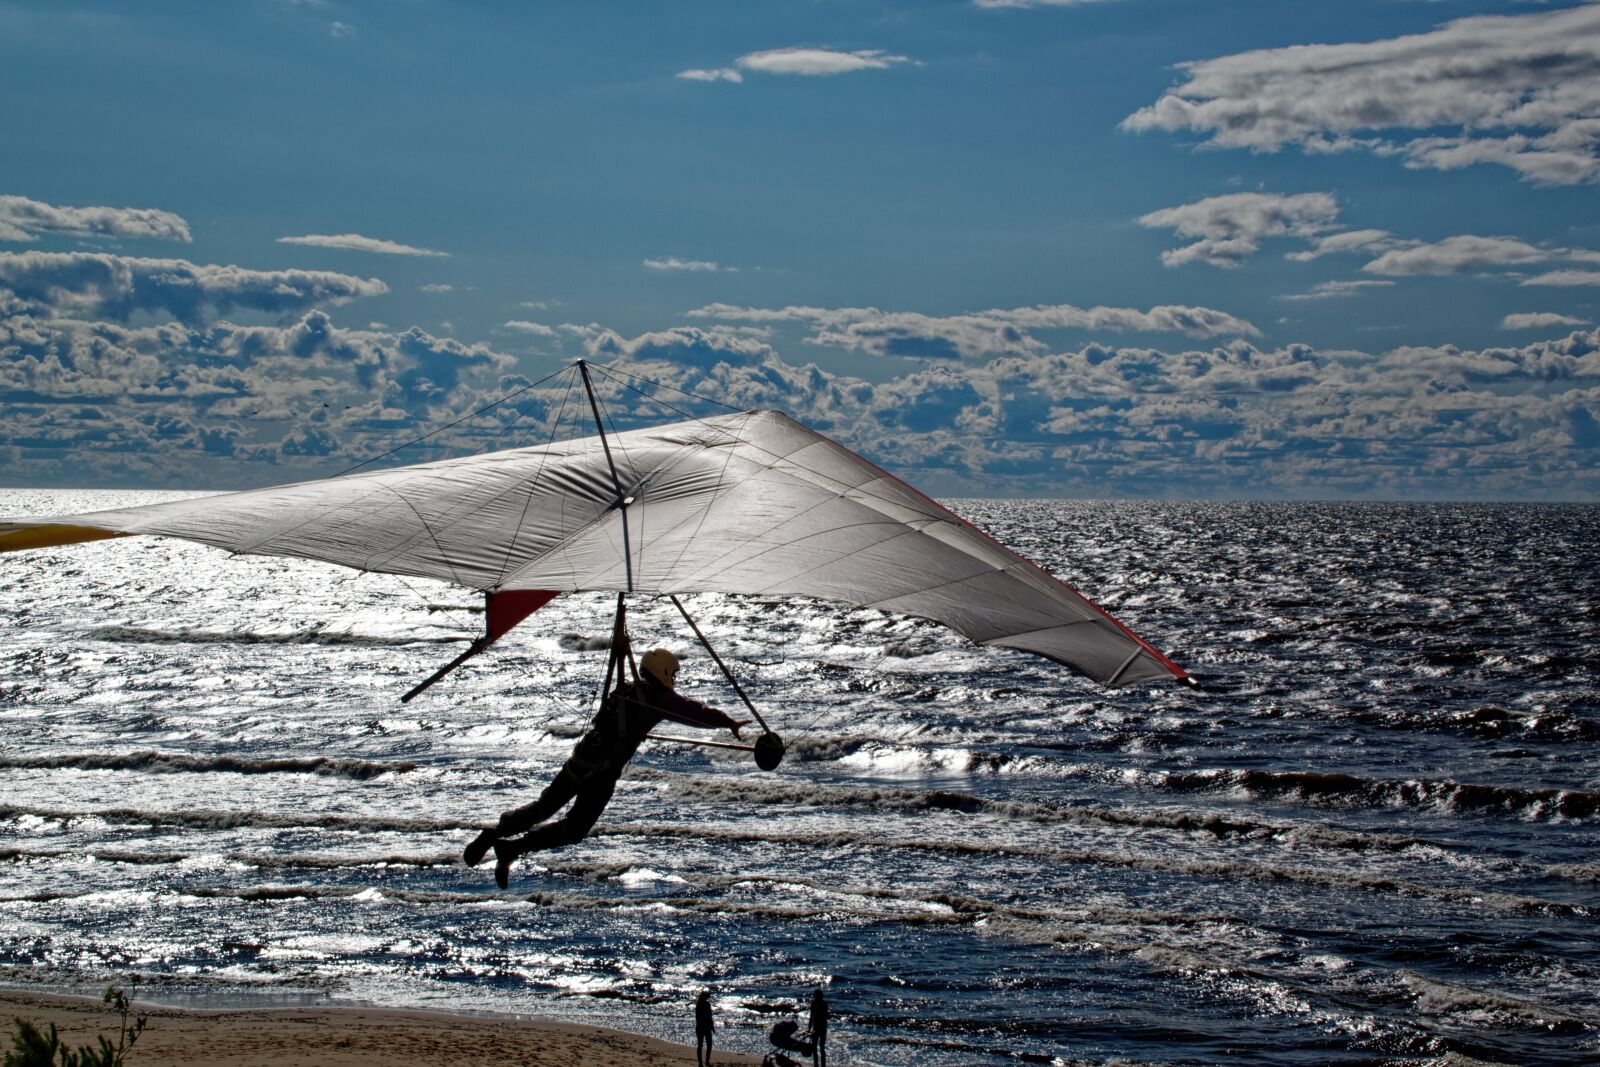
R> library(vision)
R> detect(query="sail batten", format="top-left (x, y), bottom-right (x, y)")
top-left (0, 409), bottom-right (1185, 687)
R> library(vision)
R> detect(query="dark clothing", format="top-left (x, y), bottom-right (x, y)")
top-left (496, 678), bottom-right (737, 856)
top-left (809, 993), bottom-right (828, 1067)
top-left (695, 992), bottom-right (714, 1067)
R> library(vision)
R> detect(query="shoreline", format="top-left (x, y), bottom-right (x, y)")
top-left (0, 988), bottom-right (766, 1066)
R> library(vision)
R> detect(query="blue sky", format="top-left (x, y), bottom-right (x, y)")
top-left (2, 0), bottom-right (1598, 498)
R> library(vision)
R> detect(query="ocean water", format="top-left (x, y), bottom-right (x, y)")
top-left (0, 490), bottom-right (1595, 1066)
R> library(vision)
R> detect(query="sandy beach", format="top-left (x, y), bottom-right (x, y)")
top-left (0, 989), bottom-right (765, 1067)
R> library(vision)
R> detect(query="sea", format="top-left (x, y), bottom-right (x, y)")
top-left (0, 489), bottom-right (1595, 1066)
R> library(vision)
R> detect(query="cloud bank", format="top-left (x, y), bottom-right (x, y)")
top-left (1122, 4), bottom-right (1600, 185)
top-left (0, 194), bottom-right (191, 243)
top-left (689, 300), bottom-right (1260, 361)
top-left (0, 252), bottom-right (387, 324)
top-left (3, 296), bottom-right (1596, 497)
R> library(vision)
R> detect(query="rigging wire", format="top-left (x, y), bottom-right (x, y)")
top-left (328, 364), bottom-right (576, 479)
top-left (586, 362), bottom-right (744, 414)
top-left (492, 365), bottom-right (581, 588)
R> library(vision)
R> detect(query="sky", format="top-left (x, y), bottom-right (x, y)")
top-left (2, 0), bottom-right (1598, 499)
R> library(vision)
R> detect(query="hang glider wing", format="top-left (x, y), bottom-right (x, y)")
top-left (0, 409), bottom-right (1186, 687)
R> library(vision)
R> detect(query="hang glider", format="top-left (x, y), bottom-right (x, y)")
top-left (0, 371), bottom-right (1187, 692)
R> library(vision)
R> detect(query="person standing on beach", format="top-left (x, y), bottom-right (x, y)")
top-left (695, 990), bottom-right (714, 1066)
top-left (808, 989), bottom-right (828, 1067)
top-left (462, 648), bottom-right (749, 888)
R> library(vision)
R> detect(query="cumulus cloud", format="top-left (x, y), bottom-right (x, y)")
top-left (690, 300), bottom-right (1258, 360)
top-left (5, 299), bottom-right (1600, 497)
top-left (1502, 312), bottom-right (1589, 330)
top-left (1280, 280), bottom-right (1395, 301)
top-left (1361, 235), bottom-right (1552, 276)
top-left (584, 325), bottom-right (1600, 498)
top-left (677, 67), bottom-right (742, 83)
top-left (580, 325), bottom-right (777, 368)
top-left (1138, 192), bottom-right (1339, 268)
top-left (1521, 269), bottom-right (1600, 287)
top-left (277, 233), bottom-right (447, 257)
top-left (680, 47), bottom-right (912, 83)
top-left (0, 308), bottom-right (519, 484)
top-left (1285, 229), bottom-right (1396, 263)
top-left (0, 251), bottom-right (387, 324)
top-left (501, 319), bottom-right (559, 337)
top-left (644, 256), bottom-right (726, 272)
top-left (1122, 5), bottom-right (1600, 185)
top-left (0, 194), bottom-right (191, 243)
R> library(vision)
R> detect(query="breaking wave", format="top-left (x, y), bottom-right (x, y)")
top-left (641, 770), bottom-right (1433, 852)
top-left (1155, 768), bottom-right (1600, 821)
top-left (0, 752), bottom-right (416, 781)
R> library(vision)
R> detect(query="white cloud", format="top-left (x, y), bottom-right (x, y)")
top-left (1285, 230), bottom-right (1396, 263)
top-left (682, 48), bottom-right (914, 84)
top-left (677, 67), bottom-right (742, 83)
top-left (0, 194), bottom-right (191, 243)
top-left (1280, 280), bottom-right (1395, 301)
top-left (1502, 312), bottom-right (1589, 330)
top-left (1521, 269), bottom-right (1600, 287)
top-left (585, 326), bottom-right (1600, 498)
top-left (690, 300), bottom-right (1258, 361)
top-left (6, 301), bottom-right (1600, 497)
top-left (330, 20), bottom-right (354, 38)
top-left (1362, 235), bottom-right (1551, 276)
top-left (584, 325), bottom-right (777, 368)
top-left (1138, 192), bottom-right (1340, 268)
top-left (0, 309), bottom-right (518, 483)
top-left (0, 251), bottom-right (387, 323)
top-left (420, 283), bottom-right (454, 293)
top-left (644, 256), bottom-right (725, 272)
top-left (1122, 5), bottom-right (1600, 185)
top-left (277, 233), bottom-right (448, 257)
top-left (736, 48), bottom-right (911, 76)
top-left (501, 320), bottom-right (558, 338)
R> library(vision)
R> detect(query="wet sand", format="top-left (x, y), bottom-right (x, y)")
top-left (0, 989), bottom-right (764, 1066)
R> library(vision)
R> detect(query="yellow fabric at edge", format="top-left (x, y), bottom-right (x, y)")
top-left (0, 525), bottom-right (130, 554)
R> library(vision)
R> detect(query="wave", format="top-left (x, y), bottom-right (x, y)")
top-left (3, 803), bottom-right (1585, 915)
top-left (0, 751), bottom-right (417, 781)
top-left (1343, 704), bottom-right (1600, 744)
top-left (0, 804), bottom-right (464, 835)
top-left (602, 822), bottom-right (1589, 918)
top-left (1400, 972), bottom-right (1596, 1034)
top-left (638, 770), bottom-right (1432, 853)
top-left (1155, 768), bottom-right (1599, 821)
top-left (80, 625), bottom-right (462, 648)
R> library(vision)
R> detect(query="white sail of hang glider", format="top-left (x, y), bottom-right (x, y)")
top-left (0, 397), bottom-right (1187, 689)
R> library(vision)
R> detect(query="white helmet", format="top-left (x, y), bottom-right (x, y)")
top-left (641, 648), bottom-right (680, 688)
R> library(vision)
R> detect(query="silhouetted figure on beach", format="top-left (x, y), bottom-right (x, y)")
top-left (462, 648), bottom-right (748, 888)
top-left (695, 990), bottom-right (714, 1067)
top-left (809, 989), bottom-right (829, 1067)
top-left (765, 1019), bottom-right (813, 1067)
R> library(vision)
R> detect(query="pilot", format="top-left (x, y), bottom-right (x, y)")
top-left (464, 647), bottom-right (748, 888)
